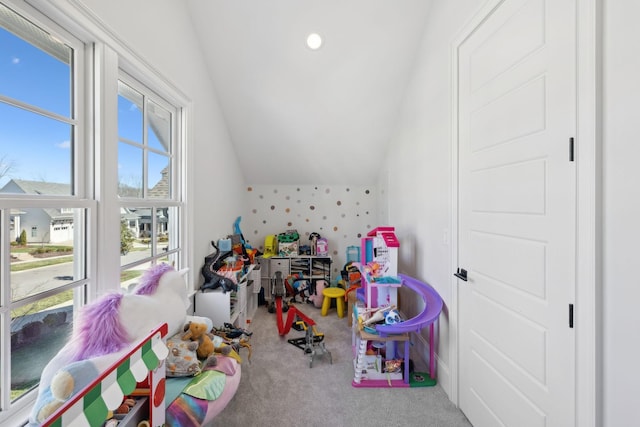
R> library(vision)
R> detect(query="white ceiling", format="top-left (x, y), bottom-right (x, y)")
top-left (186, 1), bottom-right (431, 185)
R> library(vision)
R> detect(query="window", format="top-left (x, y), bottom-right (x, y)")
top-left (117, 78), bottom-right (183, 287)
top-left (0, 0), bottom-right (90, 419)
top-left (0, 1), bottom-right (187, 424)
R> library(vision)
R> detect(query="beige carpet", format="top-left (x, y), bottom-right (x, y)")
top-left (210, 300), bottom-right (473, 427)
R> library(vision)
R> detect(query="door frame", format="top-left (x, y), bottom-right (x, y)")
top-left (448, 0), bottom-right (602, 426)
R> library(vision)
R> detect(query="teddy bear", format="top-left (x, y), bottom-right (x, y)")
top-left (181, 321), bottom-right (214, 359)
top-left (181, 321), bottom-right (232, 366)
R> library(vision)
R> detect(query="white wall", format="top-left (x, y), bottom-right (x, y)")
top-left (382, 0), bottom-right (485, 399)
top-left (54, 1), bottom-right (640, 424)
top-left (387, 0), bottom-right (637, 425)
top-left (602, 1), bottom-right (640, 425)
top-left (77, 0), bottom-right (247, 285)
top-left (243, 184), bottom-right (379, 275)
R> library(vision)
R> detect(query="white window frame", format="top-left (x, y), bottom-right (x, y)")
top-left (117, 73), bottom-right (184, 273)
top-left (0, 0), bottom-right (192, 424)
top-left (0, 0), bottom-right (95, 424)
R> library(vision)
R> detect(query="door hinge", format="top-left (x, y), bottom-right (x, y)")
top-left (569, 304), bottom-right (574, 328)
top-left (569, 137), bottom-right (575, 162)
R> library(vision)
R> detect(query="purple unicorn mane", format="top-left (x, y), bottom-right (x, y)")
top-left (67, 263), bottom-right (174, 362)
top-left (133, 263), bottom-right (175, 295)
top-left (69, 292), bottom-right (128, 362)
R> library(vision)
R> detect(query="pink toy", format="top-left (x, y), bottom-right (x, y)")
top-left (308, 279), bottom-right (327, 308)
top-left (316, 238), bottom-right (328, 257)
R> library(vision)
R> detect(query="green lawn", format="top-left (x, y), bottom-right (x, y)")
top-left (11, 256), bottom-right (74, 272)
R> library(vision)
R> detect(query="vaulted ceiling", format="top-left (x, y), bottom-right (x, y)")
top-left (186, 1), bottom-right (431, 185)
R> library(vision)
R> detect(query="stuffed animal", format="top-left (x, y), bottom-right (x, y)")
top-left (182, 321), bottom-right (215, 360)
top-left (28, 264), bottom-right (190, 426)
top-left (181, 321), bottom-right (233, 367)
top-left (308, 279), bottom-right (327, 308)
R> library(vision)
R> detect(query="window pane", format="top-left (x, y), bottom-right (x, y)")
top-left (120, 266), bottom-right (146, 291)
top-left (148, 152), bottom-right (170, 199)
top-left (147, 99), bottom-right (171, 153)
top-left (118, 142), bottom-right (142, 198)
top-left (0, 102), bottom-right (72, 191)
top-left (9, 207), bottom-right (83, 302)
top-left (155, 207), bottom-right (170, 255)
top-left (10, 291), bottom-right (74, 401)
top-left (0, 4), bottom-right (72, 118)
top-left (118, 82), bottom-right (143, 143)
top-left (120, 207), bottom-right (150, 261)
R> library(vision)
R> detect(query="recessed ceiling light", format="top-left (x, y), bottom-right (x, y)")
top-left (306, 33), bottom-right (322, 50)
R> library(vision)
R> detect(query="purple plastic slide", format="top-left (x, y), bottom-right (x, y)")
top-left (375, 273), bottom-right (443, 336)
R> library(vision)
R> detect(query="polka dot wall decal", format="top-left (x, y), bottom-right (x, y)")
top-left (325, 188), bottom-right (330, 194)
top-left (337, 201), bottom-right (342, 206)
top-left (365, 189), bottom-right (370, 194)
top-left (286, 196), bottom-right (290, 200)
top-left (252, 209), bottom-right (257, 213)
top-left (259, 195), bottom-right (264, 199)
top-left (341, 213), bottom-right (346, 218)
top-left (274, 189), bottom-right (278, 193)
top-left (247, 187), bottom-right (253, 191)
top-left (271, 205), bottom-right (275, 210)
top-left (322, 216), bottom-right (327, 220)
top-left (306, 218), bottom-right (310, 222)
top-left (288, 222), bottom-right (292, 226)
top-left (333, 226), bottom-right (338, 231)
top-left (357, 233), bottom-right (362, 238)
top-left (346, 188), bottom-right (350, 192)
top-left (286, 208), bottom-right (290, 213)
top-left (310, 205), bottom-right (315, 210)
top-left (263, 220), bottom-right (267, 224)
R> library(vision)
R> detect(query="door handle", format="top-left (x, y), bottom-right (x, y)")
top-left (454, 268), bottom-right (468, 281)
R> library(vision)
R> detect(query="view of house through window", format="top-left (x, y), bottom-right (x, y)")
top-left (117, 79), bottom-right (182, 288)
top-left (0, 2), bottom-right (185, 422)
top-left (0, 1), bottom-right (88, 411)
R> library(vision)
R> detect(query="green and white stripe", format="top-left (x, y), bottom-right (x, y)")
top-left (47, 330), bottom-right (169, 427)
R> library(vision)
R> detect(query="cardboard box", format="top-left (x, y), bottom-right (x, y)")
top-left (278, 240), bottom-right (299, 257)
top-left (355, 355), bottom-right (403, 381)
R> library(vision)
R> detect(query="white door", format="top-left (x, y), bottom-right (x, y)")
top-left (457, 0), bottom-right (576, 426)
